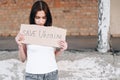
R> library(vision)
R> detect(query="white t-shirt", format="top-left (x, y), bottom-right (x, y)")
top-left (25, 44), bottom-right (58, 74)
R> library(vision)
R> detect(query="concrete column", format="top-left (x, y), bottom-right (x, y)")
top-left (97, 0), bottom-right (110, 53)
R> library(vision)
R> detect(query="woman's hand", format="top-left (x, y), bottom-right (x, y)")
top-left (55, 40), bottom-right (68, 56)
top-left (15, 33), bottom-right (27, 62)
top-left (59, 40), bottom-right (68, 51)
top-left (15, 33), bottom-right (24, 46)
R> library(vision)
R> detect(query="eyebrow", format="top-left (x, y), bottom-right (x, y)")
top-left (35, 16), bottom-right (46, 18)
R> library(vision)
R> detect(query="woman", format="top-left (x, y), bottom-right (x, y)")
top-left (15, 0), bottom-right (67, 80)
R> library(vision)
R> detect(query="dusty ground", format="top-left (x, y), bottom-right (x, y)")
top-left (0, 50), bottom-right (120, 80)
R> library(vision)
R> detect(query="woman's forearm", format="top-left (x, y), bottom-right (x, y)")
top-left (55, 49), bottom-right (63, 56)
top-left (18, 45), bottom-right (27, 62)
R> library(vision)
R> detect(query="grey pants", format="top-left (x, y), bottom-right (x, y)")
top-left (25, 70), bottom-right (58, 80)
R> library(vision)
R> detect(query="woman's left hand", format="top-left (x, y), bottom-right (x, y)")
top-left (55, 40), bottom-right (68, 56)
top-left (58, 40), bottom-right (68, 51)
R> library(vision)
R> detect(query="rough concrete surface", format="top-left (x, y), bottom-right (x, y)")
top-left (0, 50), bottom-right (120, 80)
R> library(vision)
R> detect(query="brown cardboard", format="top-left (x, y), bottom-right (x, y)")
top-left (20, 24), bottom-right (67, 47)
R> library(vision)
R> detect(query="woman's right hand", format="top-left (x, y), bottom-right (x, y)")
top-left (15, 33), bottom-right (24, 46)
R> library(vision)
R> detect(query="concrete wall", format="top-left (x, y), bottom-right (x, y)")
top-left (0, 0), bottom-right (98, 37)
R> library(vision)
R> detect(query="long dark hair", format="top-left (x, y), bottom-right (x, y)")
top-left (29, 0), bottom-right (52, 26)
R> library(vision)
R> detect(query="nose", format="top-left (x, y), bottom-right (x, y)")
top-left (36, 19), bottom-right (44, 26)
top-left (39, 19), bottom-right (43, 23)
top-left (39, 20), bottom-right (44, 25)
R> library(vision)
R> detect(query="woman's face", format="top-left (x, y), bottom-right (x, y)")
top-left (35, 10), bottom-right (46, 26)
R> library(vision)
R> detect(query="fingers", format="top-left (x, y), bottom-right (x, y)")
top-left (58, 40), bottom-right (68, 51)
top-left (15, 33), bottom-right (24, 46)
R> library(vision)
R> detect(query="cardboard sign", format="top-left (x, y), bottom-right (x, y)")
top-left (20, 24), bottom-right (67, 47)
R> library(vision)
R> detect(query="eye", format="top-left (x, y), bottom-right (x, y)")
top-left (42, 16), bottom-right (46, 19)
top-left (35, 16), bottom-right (40, 19)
